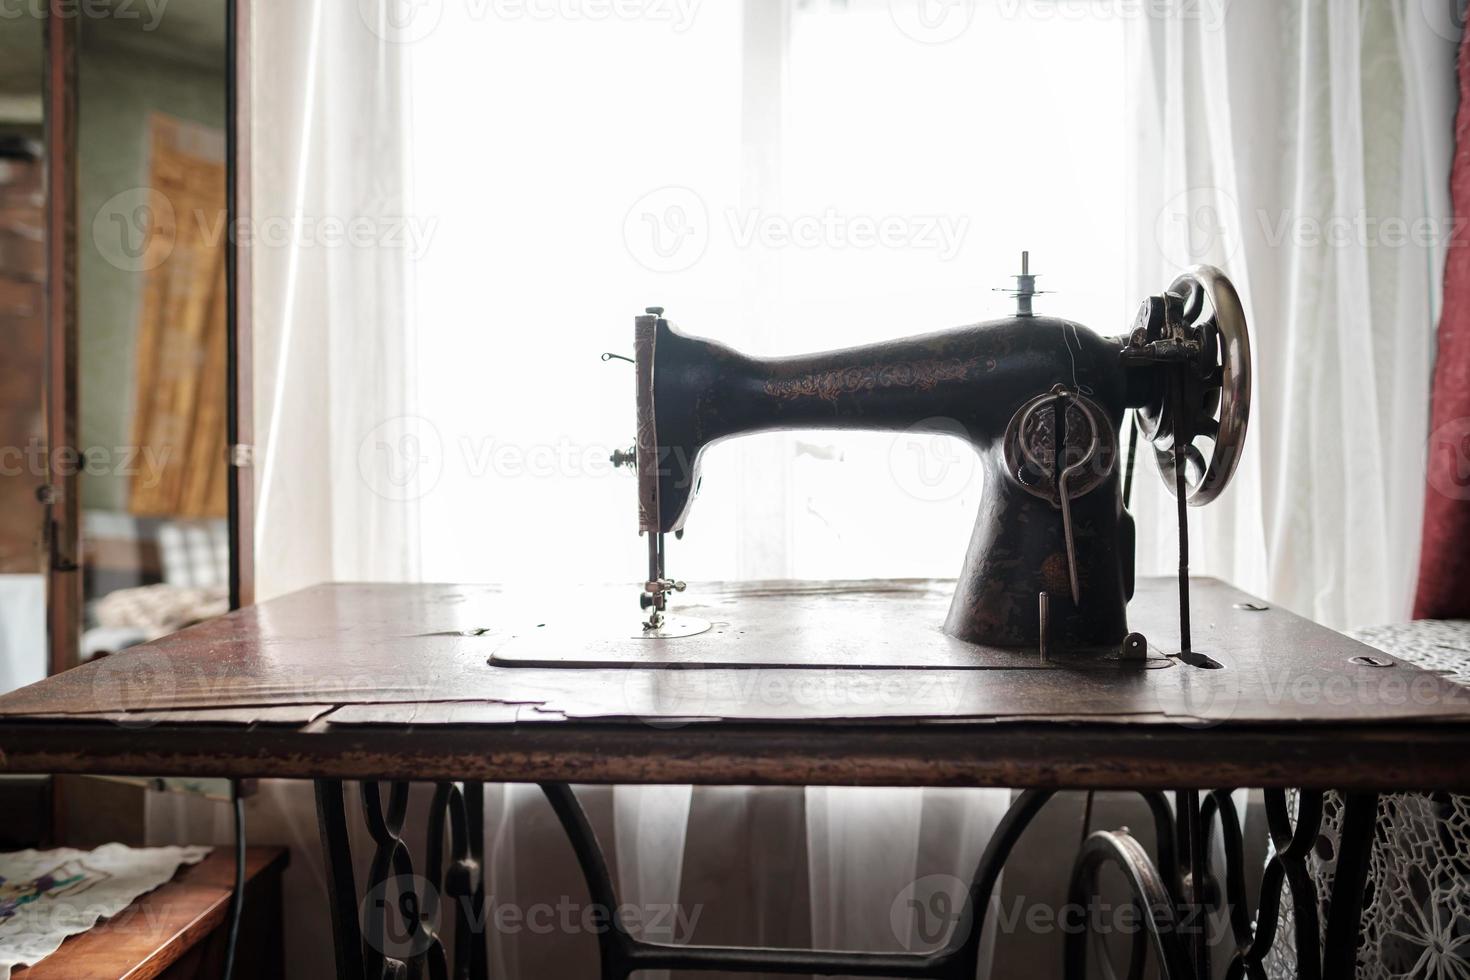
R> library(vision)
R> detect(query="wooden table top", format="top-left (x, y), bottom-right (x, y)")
top-left (1, 578), bottom-right (1467, 791)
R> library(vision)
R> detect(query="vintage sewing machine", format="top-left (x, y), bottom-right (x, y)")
top-left (624, 256), bottom-right (1251, 659)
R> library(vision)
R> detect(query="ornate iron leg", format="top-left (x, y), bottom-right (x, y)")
top-left (1071, 787), bottom-right (1385, 980)
top-left (540, 782), bottom-right (1055, 979)
top-left (314, 780), bottom-right (1383, 979)
top-left (314, 779), bottom-right (489, 980)
top-left (1321, 792), bottom-right (1381, 978)
top-left (317, 779), bottom-right (367, 980)
top-left (1177, 789), bottom-right (1210, 979)
top-left (1199, 789), bottom-right (1253, 952)
top-left (465, 783), bottom-right (489, 980)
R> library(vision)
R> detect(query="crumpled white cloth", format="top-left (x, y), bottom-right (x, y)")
top-left (0, 843), bottom-right (211, 978)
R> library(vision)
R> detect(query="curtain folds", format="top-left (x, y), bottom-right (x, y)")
top-left (252, 0), bottom-right (420, 589)
top-left (150, 3), bottom-right (1461, 979)
top-left (197, 3), bottom-right (1020, 975)
top-left (1125, 0), bottom-right (1459, 631)
top-left (147, 1), bottom-right (429, 975)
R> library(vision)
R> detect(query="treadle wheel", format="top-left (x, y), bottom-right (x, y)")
top-left (1133, 265), bottom-right (1252, 506)
top-left (1064, 830), bottom-right (1194, 980)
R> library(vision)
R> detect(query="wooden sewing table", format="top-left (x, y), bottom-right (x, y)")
top-left (1, 578), bottom-right (1467, 978)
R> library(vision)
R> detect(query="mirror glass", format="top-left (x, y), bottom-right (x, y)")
top-left (0, 11), bottom-right (47, 694)
top-left (78, 0), bottom-right (229, 663)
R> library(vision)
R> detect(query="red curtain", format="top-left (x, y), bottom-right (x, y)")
top-left (1414, 32), bottom-right (1470, 619)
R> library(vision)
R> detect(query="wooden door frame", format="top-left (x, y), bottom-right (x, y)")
top-left (44, 3), bottom-right (78, 677)
top-left (44, 0), bottom-right (254, 678)
top-left (227, 0), bottom-right (255, 611)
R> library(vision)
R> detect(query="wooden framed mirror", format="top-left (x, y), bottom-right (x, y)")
top-left (0, 0), bottom-right (251, 691)
top-left (0, 0), bottom-right (253, 844)
top-left (0, 7), bottom-right (50, 696)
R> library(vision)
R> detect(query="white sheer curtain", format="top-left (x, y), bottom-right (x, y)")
top-left (145, 4), bottom-right (426, 975)
top-left (252, 0), bottom-right (420, 588)
top-left (179, 1), bottom-right (1240, 977)
top-left (404, 2), bottom-right (1124, 977)
top-left (148, 3), bottom-right (1460, 976)
top-left (145, 2), bottom-right (433, 976)
top-left (1125, 0), bottom-right (1459, 630)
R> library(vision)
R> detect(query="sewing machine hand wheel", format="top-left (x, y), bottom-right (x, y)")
top-left (1133, 265), bottom-right (1252, 506)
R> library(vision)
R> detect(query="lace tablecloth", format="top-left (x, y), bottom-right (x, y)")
top-left (1269, 620), bottom-right (1470, 978)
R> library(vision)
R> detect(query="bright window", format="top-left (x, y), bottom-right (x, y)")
top-left (408, 1), bottom-right (1128, 586)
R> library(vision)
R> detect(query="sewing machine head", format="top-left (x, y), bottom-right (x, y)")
top-left (626, 257), bottom-right (1251, 656)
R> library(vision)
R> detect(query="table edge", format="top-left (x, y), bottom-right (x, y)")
top-left (2, 718), bottom-right (1467, 792)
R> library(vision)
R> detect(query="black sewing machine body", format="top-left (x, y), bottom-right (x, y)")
top-left (630, 264), bottom-right (1250, 658)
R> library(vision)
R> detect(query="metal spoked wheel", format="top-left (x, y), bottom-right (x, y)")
top-left (1134, 265), bottom-right (1253, 506)
top-left (1064, 830), bottom-right (1195, 980)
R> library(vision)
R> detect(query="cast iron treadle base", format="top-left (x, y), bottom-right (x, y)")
top-left (313, 780), bottom-right (1378, 979)
top-left (316, 779), bottom-right (489, 980)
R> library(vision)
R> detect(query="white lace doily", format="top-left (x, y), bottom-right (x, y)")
top-left (1266, 621), bottom-right (1470, 978)
top-left (0, 843), bottom-right (211, 978)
